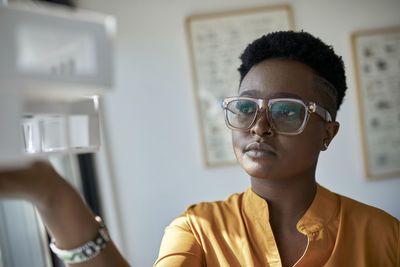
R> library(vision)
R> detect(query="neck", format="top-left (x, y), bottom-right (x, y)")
top-left (250, 172), bottom-right (316, 229)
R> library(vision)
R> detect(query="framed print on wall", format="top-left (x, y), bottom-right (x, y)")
top-left (351, 26), bottom-right (400, 179)
top-left (186, 5), bottom-right (294, 167)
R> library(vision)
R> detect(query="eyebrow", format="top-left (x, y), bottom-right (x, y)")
top-left (239, 89), bottom-right (259, 96)
top-left (239, 90), bottom-right (302, 99)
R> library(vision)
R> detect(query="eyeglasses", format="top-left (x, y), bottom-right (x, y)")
top-left (221, 97), bottom-right (332, 135)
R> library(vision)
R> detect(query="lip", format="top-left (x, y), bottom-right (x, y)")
top-left (244, 142), bottom-right (277, 159)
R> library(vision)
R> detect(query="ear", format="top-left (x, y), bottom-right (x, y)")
top-left (321, 121), bottom-right (340, 151)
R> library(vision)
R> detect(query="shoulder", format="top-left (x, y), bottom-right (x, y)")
top-left (338, 191), bottom-right (398, 222)
top-left (185, 191), bottom-right (244, 217)
top-left (164, 190), bottom-right (246, 246)
top-left (332, 189), bottom-right (399, 235)
top-left (324, 188), bottom-right (400, 264)
top-left (173, 191), bottom-right (246, 231)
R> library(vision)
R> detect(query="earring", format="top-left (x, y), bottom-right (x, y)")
top-left (323, 142), bottom-right (329, 149)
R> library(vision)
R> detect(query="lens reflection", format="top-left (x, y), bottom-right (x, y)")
top-left (226, 100), bottom-right (257, 129)
top-left (269, 101), bottom-right (305, 133)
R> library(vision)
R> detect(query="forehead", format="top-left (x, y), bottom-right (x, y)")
top-left (239, 59), bottom-right (318, 101)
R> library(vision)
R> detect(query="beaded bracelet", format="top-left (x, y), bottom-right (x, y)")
top-left (49, 216), bottom-right (110, 264)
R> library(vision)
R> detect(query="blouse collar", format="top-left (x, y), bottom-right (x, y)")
top-left (243, 183), bottom-right (339, 235)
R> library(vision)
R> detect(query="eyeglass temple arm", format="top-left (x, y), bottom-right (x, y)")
top-left (311, 103), bottom-right (332, 122)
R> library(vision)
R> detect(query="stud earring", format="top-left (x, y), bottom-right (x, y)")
top-left (323, 142), bottom-right (329, 149)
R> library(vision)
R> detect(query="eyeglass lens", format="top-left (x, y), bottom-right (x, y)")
top-left (225, 99), bottom-right (306, 133)
top-left (226, 99), bottom-right (257, 129)
top-left (269, 101), bottom-right (306, 133)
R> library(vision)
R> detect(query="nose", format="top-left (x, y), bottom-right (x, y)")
top-left (250, 108), bottom-right (274, 137)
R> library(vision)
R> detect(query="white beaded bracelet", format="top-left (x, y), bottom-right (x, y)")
top-left (49, 216), bottom-right (110, 264)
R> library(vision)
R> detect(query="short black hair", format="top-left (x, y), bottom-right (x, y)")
top-left (238, 31), bottom-right (347, 120)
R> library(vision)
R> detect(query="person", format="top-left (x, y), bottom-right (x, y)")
top-left (153, 31), bottom-right (399, 267)
top-left (0, 31), bottom-right (398, 267)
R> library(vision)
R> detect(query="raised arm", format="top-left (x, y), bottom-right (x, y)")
top-left (0, 161), bottom-right (130, 267)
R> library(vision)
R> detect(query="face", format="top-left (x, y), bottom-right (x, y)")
top-left (232, 58), bottom-right (339, 180)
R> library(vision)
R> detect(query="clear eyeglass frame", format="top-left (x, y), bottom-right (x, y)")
top-left (221, 96), bottom-right (333, 135)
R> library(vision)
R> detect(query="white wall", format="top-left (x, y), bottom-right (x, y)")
top-left (79, 1), bottom-right (400, 266)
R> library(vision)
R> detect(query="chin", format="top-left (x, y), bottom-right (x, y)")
top-left (247, 170), bottom-right (277, 180)
top-left (240, 158), bottom-right (278, 179)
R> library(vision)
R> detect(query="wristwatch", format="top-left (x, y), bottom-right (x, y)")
top-left (49, 216), bottom-right (110, 264)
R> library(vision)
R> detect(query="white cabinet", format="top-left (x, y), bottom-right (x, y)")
top-left (0, 2), bottom-right (115, 169)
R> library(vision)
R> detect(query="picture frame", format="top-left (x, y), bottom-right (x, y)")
top-left (351, 26), bottom-right (400, 179)
top-left (185, 5), bottom-right (294, 167)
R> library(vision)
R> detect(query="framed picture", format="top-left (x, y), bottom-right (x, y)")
top-left (351, 26), bottom-right (400, 179)
top-left (186, 5), bottom-right (294, 167)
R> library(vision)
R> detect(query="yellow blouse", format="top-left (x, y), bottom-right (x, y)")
top-left (154, 184), bottom-right (400, 267)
